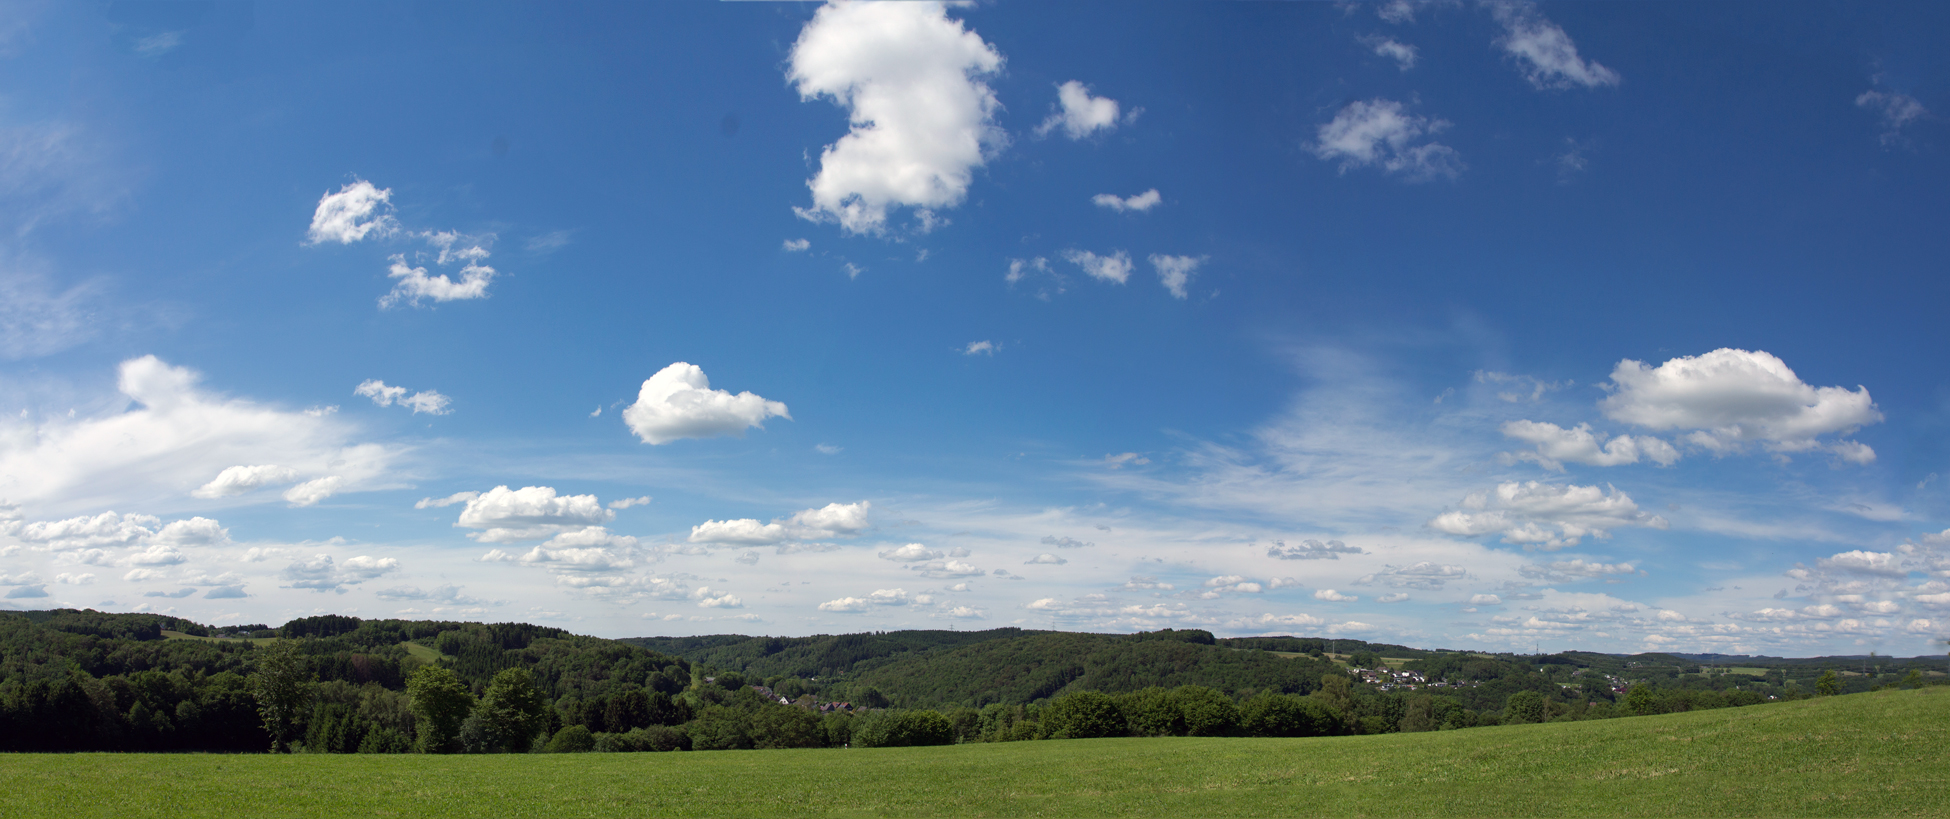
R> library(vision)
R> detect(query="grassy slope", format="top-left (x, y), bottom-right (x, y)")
top-left (6, 688), bottom-right (1944, 818)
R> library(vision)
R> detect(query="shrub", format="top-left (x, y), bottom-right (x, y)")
top-left (852, 710), bottom-right (955, 748)
top-left (544, 724), bottom-right (594, 753)
top-left (1241, 692), bottom-right (1335, 737)
top-left (1042, 691), bottom-right (1125, 739)
top-left (1171, 686), bottom-right (1238, 737)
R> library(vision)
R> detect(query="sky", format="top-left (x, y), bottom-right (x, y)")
top-left (2, 0), bottom-right (1947, 657)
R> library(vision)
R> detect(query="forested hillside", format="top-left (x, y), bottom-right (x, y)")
top-left (4, 609), bottom-right (1940, 755)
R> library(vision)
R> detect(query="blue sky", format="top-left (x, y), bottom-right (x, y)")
top-left (2, 0), bottom-right (1947, 656)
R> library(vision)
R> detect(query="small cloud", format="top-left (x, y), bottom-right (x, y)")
top-left (734, 551), bottom-right (760, 565)
top-left (1366, 36), bottom-right (1417, 70)
top-left (782, 238), bottom-right (811, 252)
top-left (416, 491), bottom-right (480, 510)
top-left (133, 31), bottom-right (184, 58)
top-left (1036, 81), bottom-right (1123, 140)
top-left (1313, 589), bottom-right (1357, 602)
top-left (589, 406), bottom-right (602, 418)
top-left (1469, 593), bottom-right (1503, 605)
top-left (1060, 249), bottom-right (1132, 284)
top-left (1024, 554), bottom-right (1068, 565)
top-left (526, 230), bottom-right (573, 253)
top-left (355, 380), bottom-right (452, 415)
top-left (1092, 189), bottom-right (1161, 213)
top-left (608, 496), bottom-right (652, 510)
top-left (1379, 592), bottom-right (1410, 603)
top-left (1103, 452), bottom-right (1150, 469)
top-left (843, 263), bottom-right (864, 279)
top-left (1040, 535), bottom-right (1093, 549)
top-left (963, 340), bottom-right (996, 356)
top-left (1148, 254), bottom-right (1206, 300)
top-left (815, 444), bottom-right (842, 455)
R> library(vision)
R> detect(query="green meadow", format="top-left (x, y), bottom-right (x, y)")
top-left (5, 687), bottom-right (1943, 818)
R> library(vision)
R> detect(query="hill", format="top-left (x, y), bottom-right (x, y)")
top-left (3, 686), bottom-right (1941, 817)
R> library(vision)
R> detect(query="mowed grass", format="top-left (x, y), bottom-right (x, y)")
top-left (5, 688), bottom-right (1945, 818)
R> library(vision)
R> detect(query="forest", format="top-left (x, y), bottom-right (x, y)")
top-left (1, 609), bottom-right (1938, 753)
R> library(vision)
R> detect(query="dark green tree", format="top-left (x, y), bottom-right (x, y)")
top-left (406, 665), bottom-right (475, 754)
top-left (1172, 685), bottom-right (1239, 737)
top-left (1042, 691), bottom-right (1125, 739)
top-left (1504, 690), bottom-right (1546, 724)
top-left (1816, 669), bottom-right (1840, 696)
top-left (1623, 683), bottom-right (1657, 716)
top-left (544, 724), bottom-right (595, 753)
top-left (249, 639), bottom-right (316, 753)
top-left (749, 706), bottom-right (824, 749)
top-left (472, 667), bottom-right (549, 752)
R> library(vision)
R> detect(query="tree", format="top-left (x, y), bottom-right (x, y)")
top-left (1242, 692), bottom-right (1335, 737)
top-left (471, 667), bottom-right (549, 753)
top-left (406, 665), bottom-right (475, 754)
top-left (749, 706), bottom-right (823, 749)
top-left (1816, 669), bottom-right (1840, 696)
top-left (1347, 650), bottom-right (1383, 669)
top-left (1623, 683), bottom-right (1657, 716)
top-left (1504, 690), bottom-right (1546, 724)
top-left (1042, 691), bottom-right (1124, 739)
top-left (1171, 686), bottom-right (1240, 737)
top-left (250, 640), bottom-right (316, 753)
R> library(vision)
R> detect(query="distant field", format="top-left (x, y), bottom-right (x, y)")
top-left (4, 688), bottom-right (1943, 818)
top-left (159, 630), bottom-right (277, 646)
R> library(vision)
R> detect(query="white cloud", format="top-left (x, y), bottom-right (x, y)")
top-left (963, 340), bottom-right (996, 356)
top-left (1486, 2), bottom-right (1620, 90)
top-left (1311, 99), bottom-right (1462, 180)
top-left (192, 464), bottom-right (300, 499)
top-left (1428, 481), bottom-right (1668, 550)
top-left (152, 517), bottom-right (228, 547)
top-left (0, 356), bottom-right (391, 512)
top-left (54, 572), bottom-right (94, 585)
top-left (1266, 539), bottom-right (1365, 560)
top-left (416, 491), bottom-right (480, 509)
top-left (788, 0), bottom-right (1004, 235)
top-left (1123, 575), bottom-right (1174, 591)
top-left (126, 543), bottom-right (186, 566)
top-left (1470, 593), bottom-right (1504, 605)
top-left (456, 485), bottom-right (614, 543)
top-left (915, 559), bottom-right (984, 579)
top-left (1378, 592), bottom-right (1411, 603)
top-left (1005, 257), bottom-right (1050, 285)
top-left (379, 254), bottom-right (494, 309)
top-left (1060, 249), bottom-right (1132, 284)
top-left (1817, 550), bottom-right (1904, 578)
top-left (1368, 37), bottom-right (1418, 70)
top-left (608, 496), bottom-right (651, 510)
top-left (1599, 349), bottom-right (1882, 459)
top-left (282, 553), bottom-right (397, 593)
top-left (879, 543), bottom-right (943, 562)
top-left (1037, 80), bottom-right (1124, 140)
top-left (1269, 577), bottom-right (1303, 590)
top-left (305, 180), bottom-right (397, 245)
top-left (1857, 90), bottom-right (1927, 148)
top-left (282, 476), bottom-right (344, 508)
top-left (694, 588), bottom-right (742, 609)
top-left (1500, 420), bottom-right (1678, 470)
top-left (1314, 589), bottom-right (1358, 602)
top-left (354, 380), bottom-right (452, 415)
top-left (1041, 535), bottom-right (1092, 549)
top-left (782, 238), bottom-right (811, 252)
top-left (1356, 561), bottom-right (1469, 590)
top-left (690, 501), bottom-right (871, 546)
top-left (1521, 558), bottom-right (1638, 582)
top-left (0, 265), bottom-right (102, 360)
top-left (1376, 0), bottom-right (1419, 24)
top-left (13, 511), bottom-right (159, 549)
top-left (815, 444), bottom-right (843, 455)
top-left (1024, 554), bottom-right (1068, 565)
top-left (1149, 254), bottom-right (1207, 300)
top-left (1092, 189), bottom-right (1160, 213)
top-left (819, 596), bottom-right (869, 613)
top-left (623, 362), bottom-right (790, 445)
top-left (1103, 452), bottom-right (1150, 469)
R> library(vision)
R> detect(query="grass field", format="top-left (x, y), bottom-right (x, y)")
top-left (3, 688), bottom-right (1944, 818)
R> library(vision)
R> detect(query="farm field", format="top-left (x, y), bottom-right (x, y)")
top-left (4, 688), bottom-right (1944, 818)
